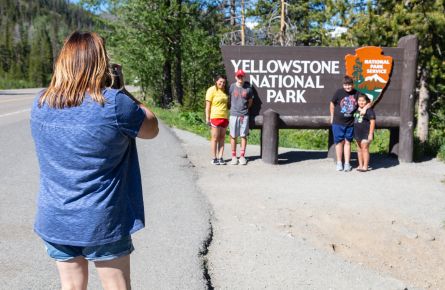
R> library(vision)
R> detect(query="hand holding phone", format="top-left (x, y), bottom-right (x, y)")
top-left (111, 63), bottom-right (124, 89)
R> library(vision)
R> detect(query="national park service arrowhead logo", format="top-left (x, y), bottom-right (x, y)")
top-left (345, 46), bottom-right (393, 103)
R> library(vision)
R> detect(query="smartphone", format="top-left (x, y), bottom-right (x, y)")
top-left (110, 63), bottom-right (124, 89)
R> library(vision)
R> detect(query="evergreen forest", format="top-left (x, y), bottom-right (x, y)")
top-left (0, 0), bottom-right (97, 88)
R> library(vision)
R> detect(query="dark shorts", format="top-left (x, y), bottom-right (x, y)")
top-left (332, 124), bottom-right (354, 143)
top-left (210, 118), bottom-right (229, 128)
top-left (43, 236), bottom-right (134, 262)
top-left (354, 131), bottom-right (371, 142)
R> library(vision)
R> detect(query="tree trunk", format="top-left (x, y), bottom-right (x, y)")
top-left (417, 68), bottom-right (429, 143)
top-left (162, 59), bottom-right (173, 107)
top-left (174, 49), bottom-right (183, 105)
top-left (173, 0), bottom-right (183, 105)
top-left (230, 0), bottom-right (236, 26)
top-left (279, 0), bottom-right (286, 46)
top-left (162, 0), bottom-right (173, 107)
top-left (241, 0), bottom-right (245, 45)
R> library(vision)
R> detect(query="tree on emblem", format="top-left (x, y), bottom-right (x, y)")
top-left (352, 58), bottom-right (364, 85)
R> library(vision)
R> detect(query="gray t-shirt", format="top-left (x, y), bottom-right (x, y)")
top-left (229, 82), bottom-right (253, 116)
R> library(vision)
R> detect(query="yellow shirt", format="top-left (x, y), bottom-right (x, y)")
top-left (205, 85), bottom-right (229, 119)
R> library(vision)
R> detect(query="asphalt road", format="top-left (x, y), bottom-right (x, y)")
top-left (0, 88), bottom-right (211, 289)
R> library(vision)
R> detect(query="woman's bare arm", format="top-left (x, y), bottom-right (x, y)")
top-left (121, 88), bottom-right (159, 139)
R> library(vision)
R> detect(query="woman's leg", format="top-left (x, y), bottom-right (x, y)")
top-left (356, 140), bottom-right (363, 169)
top-left (217, 127), bottom-right (226, 158)
top-left (56, 257), bottom-right (89, 290)
top-left (210, 126), bottom-right (218, 159)
top-left (362, 142), bottom-right (370, 170)
top-left (95, 255), bottom-right (131, 290)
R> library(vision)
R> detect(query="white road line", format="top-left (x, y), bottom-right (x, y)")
top-left (0, 108), bottom-right (31, 118)
top-left (0, 96), bottom-right (35, 104)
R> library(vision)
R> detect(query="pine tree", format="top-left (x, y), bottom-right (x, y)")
top-left (28, 21), bottom-right (53, 87)
top-left (344, 1), bottom-right (445, 147)
top-left (352, 58), bottom-right (363, 84)
top-left (85, 0), bottom-right (225, 109)
top-left (250, 0), bottom-right (330, 46)
top-left (0, 0), bottom-right (97, 89)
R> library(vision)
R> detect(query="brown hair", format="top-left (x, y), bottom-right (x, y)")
top-left (358, 94), bottom-right (371, 103)
top-left (343, 75), bottom-right (354, 85)
top-left (214, 75), bottom-right (226, 86)
top-left (39, 31), bottom-right (111, 108)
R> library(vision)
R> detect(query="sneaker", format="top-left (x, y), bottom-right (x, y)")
top-left (230, 158), bottom-right (238, 165)
top-left (344, 163), bottom-right (352, 172)
top-left (336, 162), bottom-right (343, 171)
top-left (211, 158), bottom-right (219, 165)
top-left (239, 156), bottom-right (247, 165)
top-left (218, 158), bottom-right (226, 165)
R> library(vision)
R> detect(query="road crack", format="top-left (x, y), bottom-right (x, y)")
top-left (200, 218), bottom-right (214, 290)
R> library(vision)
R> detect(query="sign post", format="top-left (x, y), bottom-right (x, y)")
top-left (397, 35), bottom-right (418, 163)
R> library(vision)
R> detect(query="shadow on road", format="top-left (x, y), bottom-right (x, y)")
top-left (366, 153), bottom-right (400, 169)
top-left (249, 151), bottom-right (401, 169)
top-left (277, 151), bottom-right (327, 164)
top-left (247, 151), bottom-right (327, 164)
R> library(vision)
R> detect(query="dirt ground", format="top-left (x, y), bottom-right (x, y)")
top-left (173, 128), bottom-right (445, 290)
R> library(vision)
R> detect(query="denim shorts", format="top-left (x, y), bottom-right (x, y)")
top-left (44, 236), bottom-right (134, 262)
top-left (332, 124), bottom-right (354, 143)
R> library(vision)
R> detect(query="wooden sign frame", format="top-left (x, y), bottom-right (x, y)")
top-left (221, 35), bottom-right (418, 163)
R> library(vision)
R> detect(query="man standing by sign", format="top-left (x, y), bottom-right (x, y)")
top-left (229, 69), bottom-right (253, 165)
top-left (330, 75), bottom-right (361, 171)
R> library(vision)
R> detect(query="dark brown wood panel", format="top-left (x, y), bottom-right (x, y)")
top-left (221, 46), bottom-right (404, 118)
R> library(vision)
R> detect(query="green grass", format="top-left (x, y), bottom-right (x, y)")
top-left (438, 145), bottom-right (445, 161)
top-left (148, 102), bottom-right (390, 153)
top-left (413, 129), bottom-right (445, 161)
top-left (0, 77), bottom-right (34, 89)
top-left (150, 105), bottom-right (211, 138)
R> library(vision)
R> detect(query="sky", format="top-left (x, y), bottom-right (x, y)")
top-left (68, 0), bottom-right (259, 27)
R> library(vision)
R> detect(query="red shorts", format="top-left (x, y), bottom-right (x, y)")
top-left (210, 118), bottom-right (229, 128)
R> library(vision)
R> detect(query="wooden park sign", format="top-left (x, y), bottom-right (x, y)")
top-left (221, 35), bottom-right (418, 164)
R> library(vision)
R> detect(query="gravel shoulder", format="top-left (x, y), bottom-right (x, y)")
top-left (173, 127), bottom-right (445, 290)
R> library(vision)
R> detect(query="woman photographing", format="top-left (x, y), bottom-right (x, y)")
top-left (31, 31), bottom-right (158, 289)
